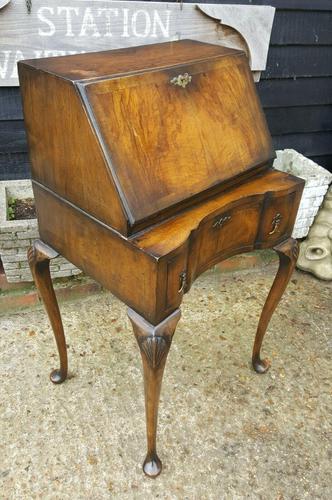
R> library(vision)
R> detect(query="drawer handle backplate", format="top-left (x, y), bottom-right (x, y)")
top-left (213, 215), bottom-right (232, 229)
top-left (170, 73), bottom-right (192, 88)
top-left (269, 212), bottom-right (282, 235)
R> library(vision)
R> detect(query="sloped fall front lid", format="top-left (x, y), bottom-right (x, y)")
top-left (77, 41), bottom-right (274, 229)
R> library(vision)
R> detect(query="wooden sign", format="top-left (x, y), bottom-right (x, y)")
top-left (0, 1), bottom-right (274, 86)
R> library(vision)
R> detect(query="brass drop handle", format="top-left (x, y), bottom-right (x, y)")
top-left (212, 215), bottom-right (231, 229)
top-left (170, 73), bottom-right (192, 88)
top-left (178, 271), bottom-right (187, 294)
top-left (269, 212), bottom-right (282, 235)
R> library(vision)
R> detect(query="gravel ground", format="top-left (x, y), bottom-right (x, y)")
top-left (0, 265), bottom-right (331, 500)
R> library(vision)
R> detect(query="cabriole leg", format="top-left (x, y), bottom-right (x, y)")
top-left (27, 239), bottom-right (68, 384)
top-left (252, 238), bottom-right (299, 373)
top-left (128, 307), bottom-right (181, 478)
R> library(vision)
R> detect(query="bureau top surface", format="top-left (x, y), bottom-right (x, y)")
top-left (20, 39), bottom-right (242, 81)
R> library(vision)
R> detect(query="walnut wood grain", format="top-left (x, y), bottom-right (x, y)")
top-left (82, 52), bottom-right (273, 230)
top-left (27, 240), bottom-right (68, 384)
top-left (128, 307), bottom-right (181, 477)
top-left (20, 40), bottom-right (242, 84)
top-left (252, 238), bottom-right (299, 373)
top-left (19, 39), bottom-right (274, 236)
top-left (18, 66), bottom-right (127, 234)
top-left (19, 40), bottom-right (305, 476)
top-left (31, 170), bottom-right (304, 325)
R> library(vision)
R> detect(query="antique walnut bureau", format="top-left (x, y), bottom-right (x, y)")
top-left (18, 40), bottom-right (304, 477)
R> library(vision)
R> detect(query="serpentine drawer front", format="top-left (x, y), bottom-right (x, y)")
top-left (19, 40), bottom-right (304, 478)
top-left (194, 199), bottom-right (262, 276)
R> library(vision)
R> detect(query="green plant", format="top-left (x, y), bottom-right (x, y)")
top-left (7, 197), bottom-right (17, 221)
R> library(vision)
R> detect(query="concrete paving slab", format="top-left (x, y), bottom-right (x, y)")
top-left (0, 266), bottom-right (331, 499)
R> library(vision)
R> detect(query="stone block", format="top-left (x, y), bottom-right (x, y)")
top-left (50, 270), bottom-right (79, 278)
top-left (50, 268), bottom-right (61, 275)
top-left (4, 274), bottom-right (21, 282)
top-left (19, 272), bottom-right (33, 281)
top-left (2, 262), bottom-right (19, 270)
top-left (59, 262), bottom-right (77, 271)
top-left (71, 268), bottom-right (82, 275)
top-left (274, 149), bottom-right (332, 238)
top-left (0, 232), bottom-right (17, 241)
top-left (0, 179), bottom-right (82, 283)
top-left (1, 239), bottom-right (30, 249)
top-left (15, 229), bottom-right (39, 239)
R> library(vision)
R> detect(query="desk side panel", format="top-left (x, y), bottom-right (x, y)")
top-left (18, 64), bottom-right (128, 234)
top-left (33, 184), bottom-right (160, 323)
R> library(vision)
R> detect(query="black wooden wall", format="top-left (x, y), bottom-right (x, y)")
top-left (0, 0), bottom-right (331, 180)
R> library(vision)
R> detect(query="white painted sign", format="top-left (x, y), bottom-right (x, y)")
top-left (0, 1), bottom-right (275, 86)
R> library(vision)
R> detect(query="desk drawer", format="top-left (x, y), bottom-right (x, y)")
top-left (195, 199), bottom-right (262, 275)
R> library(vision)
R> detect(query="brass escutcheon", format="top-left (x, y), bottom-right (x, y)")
top-left (170, 73), bottom-right (192, 88)
top-left (269, 212), bottom-right (282, 235)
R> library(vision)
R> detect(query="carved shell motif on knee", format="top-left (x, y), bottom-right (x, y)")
top-left (297, 186), bottom-right (332, 280)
